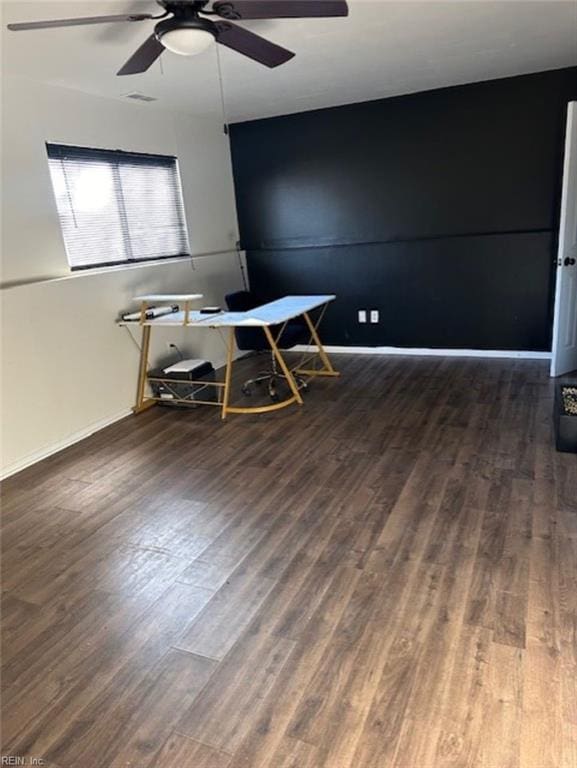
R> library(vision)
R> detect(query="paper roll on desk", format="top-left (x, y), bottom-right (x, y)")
top-left (121, 305), bottom-right (179, 322)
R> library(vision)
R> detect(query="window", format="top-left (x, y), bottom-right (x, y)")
top-left (46, 143), bottom-right (190, 270)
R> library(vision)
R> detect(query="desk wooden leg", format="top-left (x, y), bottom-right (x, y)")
top-left (221, 327), bottom-right (235, 420)
top-left (302, 311), bottom-right (339, 375)
top-left (264, 326), bottom-right (304, 405)
top-left (134, 324), bottom-right (152, 413)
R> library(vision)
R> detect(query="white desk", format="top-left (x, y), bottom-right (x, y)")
top-left (122, 294), bottom-right (339, 418)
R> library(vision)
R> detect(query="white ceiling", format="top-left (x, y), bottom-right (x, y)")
top-left (2, 0), bottom-right (577, 122)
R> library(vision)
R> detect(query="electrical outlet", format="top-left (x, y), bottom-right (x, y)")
top-left (358, 310), bottom-right (367, 324)
top-left (370, 309), bottom-right (379, 324)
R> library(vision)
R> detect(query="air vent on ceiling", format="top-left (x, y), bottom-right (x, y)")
top-left (124, 92), bottom-right (157, 102)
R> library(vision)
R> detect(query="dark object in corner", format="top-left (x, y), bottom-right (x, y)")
top-left (554, 383), bottom-right (577, 453)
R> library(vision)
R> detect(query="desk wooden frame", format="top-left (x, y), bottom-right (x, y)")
top-left (130, 297), bottom-right (339, 419)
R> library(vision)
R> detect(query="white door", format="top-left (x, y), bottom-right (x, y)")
top-left (551, 101), bottom-right (577, 377)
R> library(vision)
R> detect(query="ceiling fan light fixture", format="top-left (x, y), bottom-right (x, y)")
top-left (159, 27), bottom-right (214, 56)
top-left (155, 16), bottom-right (216, 57)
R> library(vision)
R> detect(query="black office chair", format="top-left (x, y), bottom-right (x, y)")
top-left (225, 290), bottom-right (309, 401)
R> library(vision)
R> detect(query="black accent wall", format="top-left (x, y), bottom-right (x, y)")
top-left (230, 67), bottom-right (577, 350)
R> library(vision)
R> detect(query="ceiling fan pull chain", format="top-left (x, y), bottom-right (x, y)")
top-left (215, 42), bottom-right (229, 135)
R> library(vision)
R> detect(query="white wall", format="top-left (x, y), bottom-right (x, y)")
top-left (1, 75), bottom-right (244, 478)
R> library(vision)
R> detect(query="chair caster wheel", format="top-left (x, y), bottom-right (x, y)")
top-left (241, 385), bottom-right (252, 396)
top-left (269, 391), bottom-right (279, 402)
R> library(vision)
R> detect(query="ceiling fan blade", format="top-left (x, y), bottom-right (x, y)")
top-left (215, 22), bottom-right (294, 67)
top-left (117, 34), bottom-right (165, 76)
top-left (7, 13), bottom-right (154, 32)
top-left (213, 0), bottom-right (348, 20)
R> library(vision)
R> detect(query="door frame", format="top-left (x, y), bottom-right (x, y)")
top-left (551, 100), bottom-right (577, 377)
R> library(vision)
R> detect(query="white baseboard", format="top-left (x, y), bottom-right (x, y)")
top-left (293, 345), bottom-right (552, 360)
top-left (0, 351), bottom-right (245, 482)
top-left (0, 407), bottom-right (132, 482)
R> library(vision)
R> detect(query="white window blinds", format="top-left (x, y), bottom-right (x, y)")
top-left (46, 144), bottom-right (190, 269)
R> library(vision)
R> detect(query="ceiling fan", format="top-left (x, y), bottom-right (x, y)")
top-left (7, 0), bottom-right (349, 74)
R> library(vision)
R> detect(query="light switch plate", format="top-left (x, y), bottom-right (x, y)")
top-left (370, 309), bottom-right (379, 323)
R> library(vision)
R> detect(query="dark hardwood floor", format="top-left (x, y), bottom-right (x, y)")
top-left (1, 353), bottom-right (576, 767)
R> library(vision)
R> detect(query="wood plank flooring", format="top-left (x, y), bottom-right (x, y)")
top-left (1, 354), bottom-right (576, 767)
